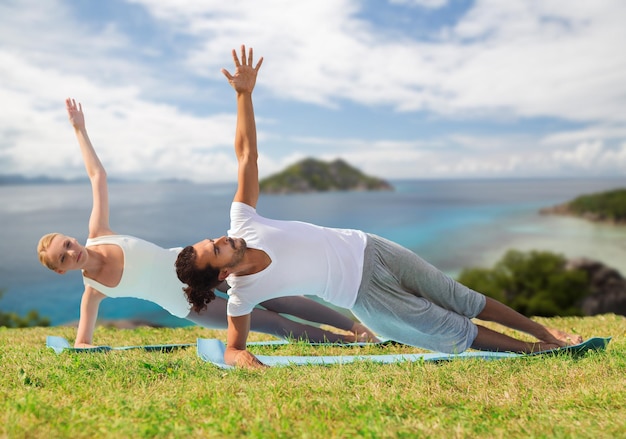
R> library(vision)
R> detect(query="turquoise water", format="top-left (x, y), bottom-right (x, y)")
top-left (1, 177), bottom-right (625, 326)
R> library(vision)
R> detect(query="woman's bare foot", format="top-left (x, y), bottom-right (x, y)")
top-left (351, 323), bottom-right (380, 343)
top-left (337, 331), bottom-right (370, 344)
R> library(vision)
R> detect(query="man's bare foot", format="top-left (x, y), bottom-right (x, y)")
top-left (545, 328), bottom-right (583, 346)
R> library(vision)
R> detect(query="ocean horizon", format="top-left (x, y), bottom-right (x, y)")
top-left (2, 177), bottom-right (626, 327)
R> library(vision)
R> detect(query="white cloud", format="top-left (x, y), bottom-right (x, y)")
top-left (0, 0), bottom-right (625, 182)
top-left (0, 45), bottom-right (233, 180)
top-left (0, 0), bottom-right (245, 182)
top-left (552, 140), bottom-right (603, 168)
top-left (278, 130), bottom-right (626, 180)
top-left (552, 140), bottom-right (626, 173)
top-left (128, 0), bottom-right (626, 123)
top-left (389, 0), bottom-right (449, 8)
top-left (441, 1), bottom-right (626, 122)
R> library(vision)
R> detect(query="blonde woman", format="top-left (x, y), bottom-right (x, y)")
top-left (37, 98), bottom-right (376, 348)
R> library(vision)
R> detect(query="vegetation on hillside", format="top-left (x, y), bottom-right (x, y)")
top-left (259, 157), bottom-right (393, 193)
top-left (457, 250), bottom-right (590, 317)
top-left (541, 188), bottom-right (626, 223)
top-left (568, 188), bottom-right (626, 222)
top-left (0, 289), bottom-right (50, 328)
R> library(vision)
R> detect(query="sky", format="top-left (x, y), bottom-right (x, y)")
top-left (1, 0), bottom-right (626, 183)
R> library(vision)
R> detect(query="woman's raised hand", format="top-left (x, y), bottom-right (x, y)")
top-left (65, 98), bottom-right (85, 130)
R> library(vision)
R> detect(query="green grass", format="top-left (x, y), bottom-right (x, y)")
top-left (2, 315), bottom-right (625, 438)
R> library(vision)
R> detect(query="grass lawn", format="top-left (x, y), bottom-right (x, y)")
top-left (1, 314), bottom-right (625, 438)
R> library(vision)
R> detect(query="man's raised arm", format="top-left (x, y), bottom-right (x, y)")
top-left (222, 45), bottom-right (263, 208)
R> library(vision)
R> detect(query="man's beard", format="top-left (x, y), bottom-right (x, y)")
top-left (226, 237), bottom-right (247, 268)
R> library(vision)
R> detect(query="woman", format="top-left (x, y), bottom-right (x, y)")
top-left (37, 98), bottom-right (376, 348)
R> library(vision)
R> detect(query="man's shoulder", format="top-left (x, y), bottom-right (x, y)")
top-left (230, 202), bottom-right (260, 230)
top-left (231, 201), bottom-right (255, 209)
top-left (231, 201), bottom-right (257, 217)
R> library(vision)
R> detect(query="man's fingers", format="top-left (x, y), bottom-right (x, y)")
top-left (231, 45), bottom-right (260, 70)
top-left (226, 45), bottom-right (261, 81)
top-left (240, 44), bottom-right (247, 66)
top-left (232, 49), bottom-right (240, 67)
top-left (254, 57), bottom-right (264, 72)
top-left (221, 68), bottom-right (233, 81)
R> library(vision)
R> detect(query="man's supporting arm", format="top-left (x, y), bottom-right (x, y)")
top-left (225, 314), bottom-right (267, 369)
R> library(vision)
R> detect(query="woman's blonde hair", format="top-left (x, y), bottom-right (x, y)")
top-left (37, 233), bottom-right (60, 270)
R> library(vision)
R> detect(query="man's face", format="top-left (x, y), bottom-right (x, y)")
top-left (192, 236), bottom-right (247, 270)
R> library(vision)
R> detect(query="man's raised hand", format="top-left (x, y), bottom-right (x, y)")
top-left (221, 44), bottom-right (263, 94)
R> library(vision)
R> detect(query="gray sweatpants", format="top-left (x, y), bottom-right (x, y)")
top-left (351, 234), bottom-right (486, 353)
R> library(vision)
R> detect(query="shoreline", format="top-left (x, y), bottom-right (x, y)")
top-left (477, 214), bottom-right (626, 275)
top-left (540, 205), bottom-right (626, 226)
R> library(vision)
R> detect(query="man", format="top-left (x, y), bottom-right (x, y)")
top-left (176, 45), bottom-right (583, 369)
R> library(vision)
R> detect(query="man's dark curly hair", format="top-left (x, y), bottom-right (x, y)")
top-left (175, 245), bottom-right (222, 313)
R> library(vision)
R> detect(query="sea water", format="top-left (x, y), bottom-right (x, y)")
top-left (1, 177), bottom-right (625, 326)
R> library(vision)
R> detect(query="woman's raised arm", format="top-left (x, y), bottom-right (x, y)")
top-left (66, 98), bottom-right (113, 238)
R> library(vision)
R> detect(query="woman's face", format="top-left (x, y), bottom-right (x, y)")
top-left (47, 234), bottom-right (86, 274)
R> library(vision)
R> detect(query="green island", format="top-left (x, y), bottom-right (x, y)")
top-left (259, 157), bottom-right (393, 194)
top-left (541, 188), bottom-right (626, 224)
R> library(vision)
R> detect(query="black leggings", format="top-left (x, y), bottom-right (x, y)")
top-left (186, 295), bottom-right (359, 342)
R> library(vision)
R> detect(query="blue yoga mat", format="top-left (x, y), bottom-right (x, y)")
top-left (247, 338), bottom-right (396, 347)
top-left (46, 335), bottom-right (195, 354)
top-left (47, 335), bottom-right (611, 370)
top-left (46, 335), bottom-right (397, 354)
top-left (196, 337), bottom-right (611, 369)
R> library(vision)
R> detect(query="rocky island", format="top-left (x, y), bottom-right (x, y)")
top-left (540, 188), bottom-right (626, 224)
top-left (536, 187), bottom-right (626, 316)
top-left (567, 258), bottom-right (626, 316)
top-left (259, 158), bottom-right (393, 194)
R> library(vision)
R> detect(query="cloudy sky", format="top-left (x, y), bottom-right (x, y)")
top-left (1, 0), bottom-right (625, 183)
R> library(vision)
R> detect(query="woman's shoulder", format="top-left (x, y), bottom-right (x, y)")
top-left (86, 233), bottom-right (126, 245)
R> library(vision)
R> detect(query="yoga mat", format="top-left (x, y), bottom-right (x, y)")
top-left (47, 335), bottom-right (611, 369)
top-left (247, 338), bottom-right (396, 347)
top-left (46, 336), bottom-right (195, 354)
top-left (197, 337), bottom-right (611, 369)
top-left (46, 335), bottom-right (395, 354)
top-left (529, 336), bottom-right (611, 356)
